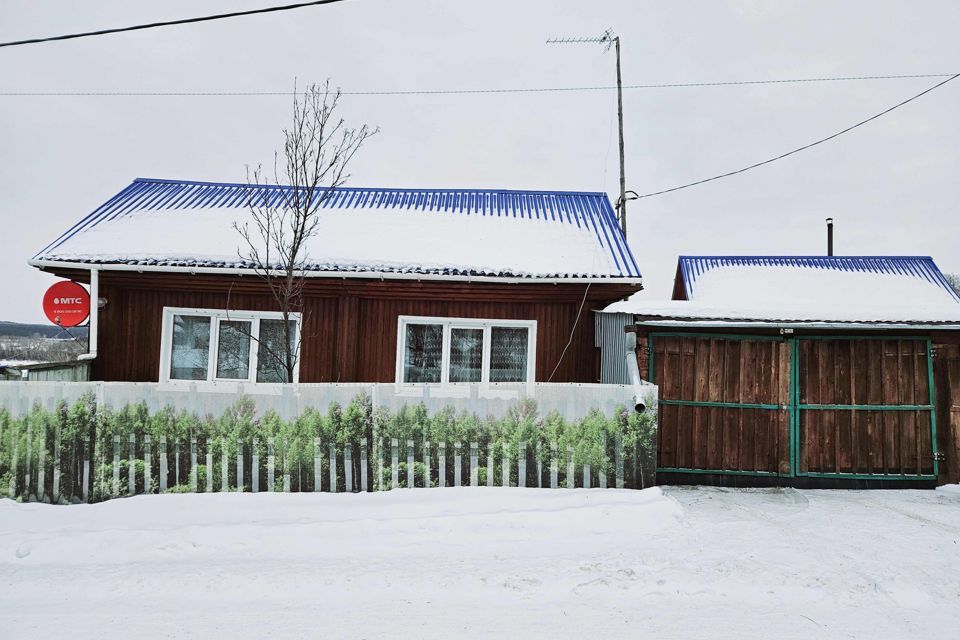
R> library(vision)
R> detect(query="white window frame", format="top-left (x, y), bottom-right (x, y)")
top-left (395, 315), bottom-right (536, 387)
top-left (159, 307), bottom-right (302, 384)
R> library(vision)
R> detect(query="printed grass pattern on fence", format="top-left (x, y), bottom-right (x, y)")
top-left (0, 394), bottom-right (656, 503)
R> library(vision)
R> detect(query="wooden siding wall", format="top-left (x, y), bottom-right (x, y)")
top-left (651, 336), bottom-right (791, 474)
top-left (88, 273), bottom-right (637, 384)
top-left (797, 339), bottom-right (933, 476)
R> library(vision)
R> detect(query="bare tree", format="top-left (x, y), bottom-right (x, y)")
top-left (945, 272), bottom-right (960, 296)
top-left (234, 81), bottom-right (377, 382)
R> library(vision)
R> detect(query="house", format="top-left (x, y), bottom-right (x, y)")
top-left (600, 255), bottom-right (960, 487)
top-left (0, 360), bottom-right (91, 382)
top-left (29, 178), bottom-right (642, 386)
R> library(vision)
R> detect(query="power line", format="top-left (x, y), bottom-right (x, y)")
top-left (0, 0), bottom-right (350, 49)
top-left (635, 72), bottom-right (960, 200)
top-left (0, 73), bottom-right (954, 97)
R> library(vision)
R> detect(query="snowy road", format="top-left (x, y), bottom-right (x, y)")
top-left (1, 486), bottom-right (958, 639)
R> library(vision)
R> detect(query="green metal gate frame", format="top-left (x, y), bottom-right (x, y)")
top-left (649, 332), bottom-right (939, 480)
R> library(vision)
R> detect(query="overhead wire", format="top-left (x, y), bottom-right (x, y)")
top-left (0, 0), bottom-right (351, 49)
top-left (0, 73), bottom-right (955, 96)
top-left (634, 72), bottom-right (960, 199)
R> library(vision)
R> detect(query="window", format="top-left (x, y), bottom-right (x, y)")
top-left (396, 316), bottom-right (536, 385)
top-left (160, 308), bottom-right (300, 383)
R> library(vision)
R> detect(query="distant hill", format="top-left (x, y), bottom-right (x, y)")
top-left (0, 321), bottom-right (88, 339)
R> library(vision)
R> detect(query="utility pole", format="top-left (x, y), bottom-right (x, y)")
top-left (548, 28), bottom-right (629, 236)
top-left (614, 35), bottom-right (626, 236)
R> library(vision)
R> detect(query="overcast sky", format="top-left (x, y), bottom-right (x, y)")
top-left (2, 0), bottom-right (958, 323)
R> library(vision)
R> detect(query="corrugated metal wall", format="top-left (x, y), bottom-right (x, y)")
top-left (594, 312), bottom-right (635, 384)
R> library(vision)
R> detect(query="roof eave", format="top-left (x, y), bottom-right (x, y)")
top-left (627, 316), bottom-right (960, 330)
top-left (28, 258), bottom-right (644, 286)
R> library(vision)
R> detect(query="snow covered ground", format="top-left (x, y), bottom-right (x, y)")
top-left (1, 486), bottom-right (958, 639)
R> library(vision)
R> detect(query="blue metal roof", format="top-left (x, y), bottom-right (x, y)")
top-left (677, 255), bottom-right (960, 303)
top-left (33, 178), bottom-right (641, 280)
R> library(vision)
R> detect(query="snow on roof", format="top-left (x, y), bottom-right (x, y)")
top-left (677, 256), bottom-right (960, 304)
top-left (603, 255), bottom-right (960, 327)
top-left (31, 178), bottom-right (642, 282)
top-left (602, 298), bottom-right (960, 328)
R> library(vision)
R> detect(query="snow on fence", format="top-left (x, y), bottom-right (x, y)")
top-left (0, 381), bottom-right (657, 504)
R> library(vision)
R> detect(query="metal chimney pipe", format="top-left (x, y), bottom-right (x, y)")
top-left (826, 218), bottom-right (834, 256)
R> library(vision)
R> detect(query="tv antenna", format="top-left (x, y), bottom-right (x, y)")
top-left (547, 28), bottom-right (630, 236)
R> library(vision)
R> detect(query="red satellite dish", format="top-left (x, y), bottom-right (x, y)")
top-left (42, 281), bottom-right (90, 328)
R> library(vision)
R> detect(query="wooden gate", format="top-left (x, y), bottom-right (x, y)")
top-left (649, 333), bottom-right (939, 481)
top-left (796, 338), bottom-right (937, 480)
top-left (650, 334), bottom-right (791, 477)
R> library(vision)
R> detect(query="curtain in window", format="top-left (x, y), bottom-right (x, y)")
top-left (403, 324), bottom-right (442, 382)
top-left (490, 327), bottom-right (529, 382)
top-left (449, 327), bottom-right (483, 382)
top-left (170, 315), bottom-right (211, 380)
top-left (257, 319), bottom-right (297, 383)
top-left (216, 320), bottom-right (252, 379)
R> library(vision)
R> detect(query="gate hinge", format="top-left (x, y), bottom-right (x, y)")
top-left (933, 452), bottom-right (946, 462)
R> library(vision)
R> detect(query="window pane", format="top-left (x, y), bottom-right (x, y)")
top-left (257, 319), bottom-right (297, 383)
top-left (403, 324), bottom-right (442, 383)
top-left (216, 320), bottom-right (252, 380)
top-left (490, 327), bottom-right (529, 382)
top-left (170, 315), bottom-right (211, 380)
top-left (449, 328), bottom-right (483, 382)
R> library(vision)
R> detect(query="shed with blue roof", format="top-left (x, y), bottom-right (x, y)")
top-left (30, 177), bottom-right (643, 386)
top-left (600, 254), bottom-right (960, 488)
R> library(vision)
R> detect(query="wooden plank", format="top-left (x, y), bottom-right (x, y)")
top-left (816, 340), bottom-right (837, 473)
top-left (754, 342), bottom-right (774, 471)
top-left (707, 340), bottom-right (725, 469)
top-left (881, 340), bottom-right (898, 474)
top-left (798, 340), bottom-right (810, 405)
top-left (659, 403), bottom-right (677, 469)
top-left (800, 341), bottom-right (818, 471)
top-left (850, 341), bottom-right (865, 472)
top-left (725, 340), bottom-right (742, 404)
top-left (777, 409), bottom-right (791, 475)
top-left (679, 339), bottom-right (697, 468)
top-left (707, 339), bottom-right (725, 403)
top-left (708, 406), bottom-right (723, 470)
top-left (692, 339), bottom-right (711, 469)
top-left (659, 337), bottom-right (684, 467)
top-left (899, 340), bottom-right (917, 474)
top-left (917, 412), bottom-right (933, 475)
top-left (901, 408), bottom-right (918, 475)
top-left (865, 341), bottom-right (882, 473)
top-left (723, 406), bottom-right (738, 470)
top-left (738, 341), bottom-right (749, 471)
top-left (915, 342), bottom-right (930, 406)
top-left (738, 341), bottom-right (755, 471)
top-left (694, 338), bottom-right (710, 403)
top-left (665, 337), bottom-right (682, 401)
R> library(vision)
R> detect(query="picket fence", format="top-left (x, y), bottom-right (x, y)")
top-left (1, 381), bottom-right (658, 503)
top-left (8, 432), bottom-right (658, 503)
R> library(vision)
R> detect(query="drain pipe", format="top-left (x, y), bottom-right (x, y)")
top-left (625, 352), bottom-right (648, 414)
top-left (78, 268), bottom-right (99, 362)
